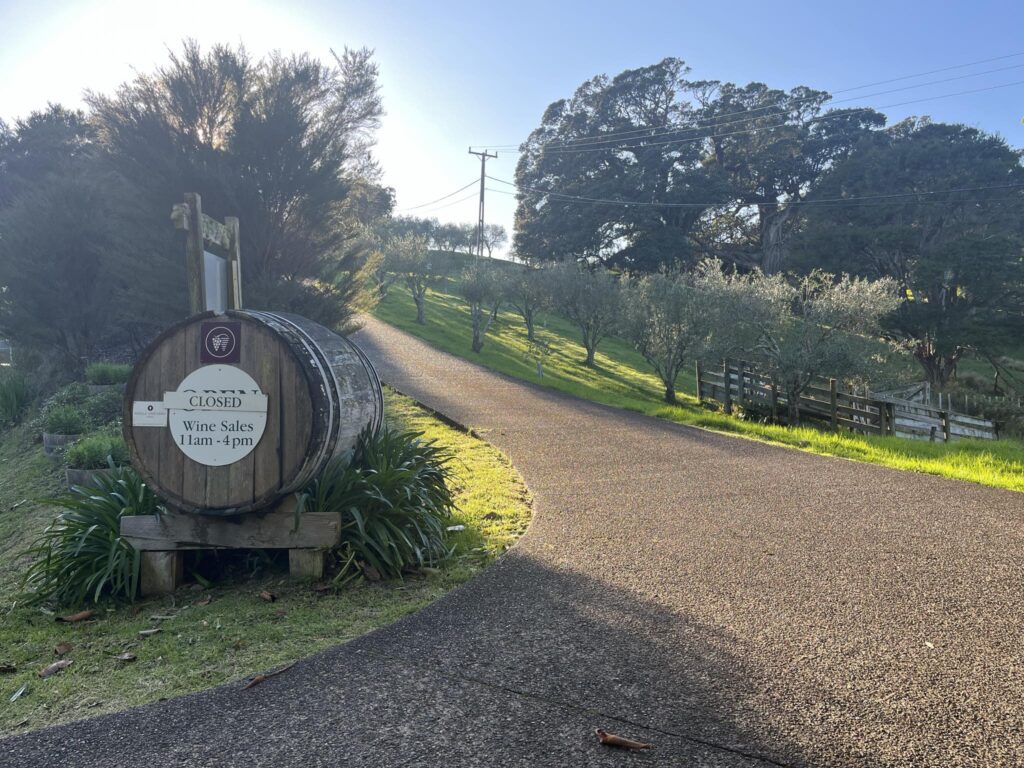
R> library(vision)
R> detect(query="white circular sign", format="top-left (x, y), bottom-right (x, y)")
top-left (167, 366), bottom-right (268, 467)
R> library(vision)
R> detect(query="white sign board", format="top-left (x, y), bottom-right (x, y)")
top-left (165, 365), bottom-right (268, 466)
top-left (203, 251), bottom-right (229, 313)
top-left (132, 401), bottom-right (168, 427)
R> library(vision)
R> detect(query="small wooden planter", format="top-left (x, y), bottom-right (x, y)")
top-left (42, 432), bottom-right (81, 458)
top-left (65, 467), bottom-right (117, 489)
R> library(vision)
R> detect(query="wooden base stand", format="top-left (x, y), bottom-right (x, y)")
top-left (288, 549), bottom-right (325, 581)
top-left (123, 498), bottom-right (339, 596)
top-left (140, 551), bottom-right (183, 596)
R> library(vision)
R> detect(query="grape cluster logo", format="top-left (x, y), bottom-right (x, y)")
top-left (200, 321), bottom-right (241, 363)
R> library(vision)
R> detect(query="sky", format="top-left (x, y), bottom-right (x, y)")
top-left (2, 0), bottom-right (1023, 258)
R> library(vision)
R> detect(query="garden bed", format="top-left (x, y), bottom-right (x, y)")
top-left (0, 388), bottom-right (531, 735)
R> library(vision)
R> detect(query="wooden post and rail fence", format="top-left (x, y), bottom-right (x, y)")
top-left (696, 360), bottom-right (997, 443)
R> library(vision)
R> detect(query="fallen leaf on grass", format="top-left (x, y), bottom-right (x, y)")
top-left (138, 628), bottom-right (162, 638)
top-left (9, 684), bottom-right (27, 702)
top-left (12, 718), bottom-right (28, 728)
top-left (273, 609), bottom-right (287, 619)
top-left (0, 663), bottom-right (16, 674)
top-left (595, 728), bottom-right (652, 750)
top-left (114, 653), bottom-right (136, 662)
top-left (242, 662), bottom-right (296, 690)
top-left (57, 609), bottom-right (95, 623)
top-left (258, 591), bottom-right (276, 602)
top-left (53, 642), bottom-right (73, 657)
top-left (313, 583), bottom-right (332, 594)
top-left (196, 596), bottom-right (213, 607)
top-left (446, 524), bottom-right (466, 532)
top-left (38, 660), bottom-right (73, 679)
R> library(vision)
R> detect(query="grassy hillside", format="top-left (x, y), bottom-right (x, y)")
top-left (373, 282), bottom-right (1024, 493)
top-left (0, 389), bottom-right (531, 735)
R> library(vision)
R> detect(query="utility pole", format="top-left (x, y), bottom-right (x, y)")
top-left (468, 147), bottom-right (497, 258)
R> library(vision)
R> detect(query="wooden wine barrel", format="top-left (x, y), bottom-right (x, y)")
top-left (123, 310), bottom-right (383, 515)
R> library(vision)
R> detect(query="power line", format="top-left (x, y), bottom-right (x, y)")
top-left (526, 79), bottom-right (1024, 156)
top-left (516, 62), bottom-right (1024, 152)
top-left (395, 179), bottom-right (479, 212)
top-left (486, 187), bottom-right (1024, 209)
top-left (473, 50), bottom-right (1024, 151)
top-left (486, 176), bottom-right (1024, 208)
top-left (406, 190), bottom-right (480, 215)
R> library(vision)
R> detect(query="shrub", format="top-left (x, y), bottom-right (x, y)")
top-left (43, 405), bottom-right (87, 435)
top-left (65, 432), bottom-right (130, 469)
top-left (84, 389), bottom-right (124, 425)
top-left (0, 370), bottom-right (31, 426)
top-left (297, 426), bottom-right (455, 583)
top-left (46, 382), bottom-right (90, 409)
top-left (22, 467), bottom-right (164, 605)
top-left (85, 362), bottom-right (132, 385)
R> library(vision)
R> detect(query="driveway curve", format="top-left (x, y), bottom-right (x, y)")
top-left (5, 317), bottom-right (1023, 767)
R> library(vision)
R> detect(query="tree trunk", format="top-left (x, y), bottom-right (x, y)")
top-left (759, 205), bottom-right (795, 275)
top-left (663, 383), bottom-right (676, 404)
top-left (915, 344), bottom-right (961, 388)
top-left (584, 344), bottom-right (596, 367)
top-left (525, 314), bottom-right (535, 342)
top-left (414, 294), bottom-right (426, 325)
top-left (786, 390), bottom-right (800, 425)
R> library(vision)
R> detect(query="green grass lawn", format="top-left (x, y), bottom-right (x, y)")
top-left (0, 388), bottom-right (531, 736)
top-left (373, 282), bottom-right (1024, 494)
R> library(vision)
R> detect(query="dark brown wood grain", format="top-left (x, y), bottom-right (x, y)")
top-left (124, 311), bottom-right (379, 516)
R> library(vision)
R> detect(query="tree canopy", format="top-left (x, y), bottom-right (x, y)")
top-left (513, 57), bottom-right (884, 273)
top-left (795, 118), bottom-right (1024, 386)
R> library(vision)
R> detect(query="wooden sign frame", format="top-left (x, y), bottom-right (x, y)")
top-left (171, 193), bottom-right (243, 313)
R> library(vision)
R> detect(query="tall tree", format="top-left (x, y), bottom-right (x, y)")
top-left (514, 59), bottom-right (715, 271)
top-left (86, 41), bottom-right (387, 331)
top-left (0, 105), bottom-right (95, 208)
top-left (0, 169), bottom-right (134, 372)
top-left (795, 119), bottom-right (1024, 387)
top-left (0, 105), bottom-right (139, 371)
top-left (690, 81), bottom-right (886, 274)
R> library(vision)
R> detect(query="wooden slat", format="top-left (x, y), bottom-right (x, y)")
top-left (122, 508), bottom-right (340, 551)
top-left (247, 323), bottom-right (280, 500)
top-left (836, 415), bottom-right (882, 434)
top-left (130, 344), bottom-right (163, 478)
top-left (181, 321), bottom-right (207, 509)
top-left (156, 330), bottom-right (185, 499)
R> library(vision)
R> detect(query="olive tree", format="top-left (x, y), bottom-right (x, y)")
top-left (460, 260), bottom-right (504, 353)
top-left (502, 266), bottom-right (549, 342)
top-left (620, 270), bottom-right (712, 403)
top-left (549, 263), bottom-right (621, 367)
top-left (706, 263), bottom-right (901, 422)
top-left (391, 235), bottom-right (435, 325)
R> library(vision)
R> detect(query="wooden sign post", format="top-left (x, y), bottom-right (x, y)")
top-left (171, 193), bottom-right (243, 314)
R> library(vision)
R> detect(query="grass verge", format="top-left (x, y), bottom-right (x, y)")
top-left (0, 388), bottom-right (531, 735)
top-left (373, 282), bottom-right (1024, 493)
